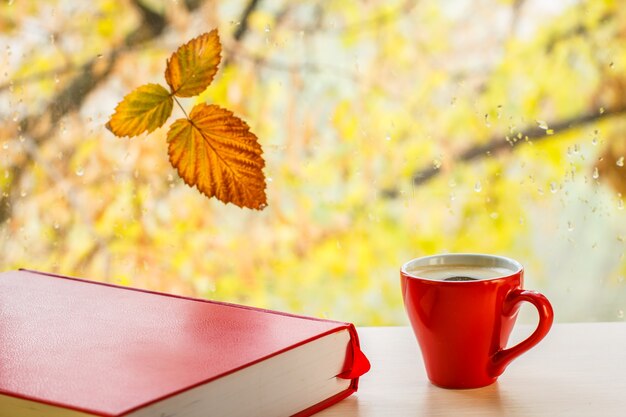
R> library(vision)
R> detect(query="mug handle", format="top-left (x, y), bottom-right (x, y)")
top-left (490, 289), bottom-right (554, 377)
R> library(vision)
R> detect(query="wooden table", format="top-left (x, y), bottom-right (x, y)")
top-left (318, 323), bottom-right (626, 416)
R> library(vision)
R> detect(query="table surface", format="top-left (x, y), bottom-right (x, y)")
top-left (317, 323), bottom-right (626, 417)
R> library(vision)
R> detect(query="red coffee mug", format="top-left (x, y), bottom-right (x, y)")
top-left (400, 253), bottom-right (553, 389)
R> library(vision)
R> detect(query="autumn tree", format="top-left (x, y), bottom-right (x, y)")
top-left (0, 0), bottom-right (625, 324)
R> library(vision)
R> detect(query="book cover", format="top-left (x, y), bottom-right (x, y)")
top-left (0, 269), bottom-right (370, 416)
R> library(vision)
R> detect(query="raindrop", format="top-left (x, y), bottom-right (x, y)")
top-left (167, 173), bottom-right (174, 182)
top-left (474, 181), bottom-right (482, 192)
top-left (54, 74), bottom-right (60, 84)
top-left (536, 120), bottom-right (548, 130)
top-left (267, 177), bottom-right (273, 183)
top-left (490, 212), bottom-right (499, 219)
top-left (567, 221), bottom-right (574, 232)
top-left (449, 192), bottom-right (456, 201)
top-left (97, 54), bottom-right (103, 59)
top-left (53, 222), bottom-right (60, 230)
top-left (610, 62), bottom-right (615, 69)
top-left (2, 143), bottom-right (8, 150)
top-left (618, 200), bottom-right (624, 211)
top-left (484, 113), bottom-right (490, 127)
top-left (75, 167), bottom-right (85, 177)
top-left (49, 34), bottom-right (55, 45)
top-left (550, 182), bottom-right (558, 193)
top-left (618, 309), bottom-right (624, 319)
top-left (617, 157), bottom-right (624, 167)
top-left (599, 107), bottom-right (605, 114)
top-left (385, 133), bottom-right (391, 141)
top-left (20, 190), bottom-right (27, 198)
top-left (264, 24), bottom-right (271, 33)
top-left (592, 167), bottom-right (599, 180)
top-left (573, 144), bottom-right (580, 154)
top-left (433, 159), bottom-right (441, 169)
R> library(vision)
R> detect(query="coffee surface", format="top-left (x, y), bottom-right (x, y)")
top-left (406, 264), bottom-right (513, 281)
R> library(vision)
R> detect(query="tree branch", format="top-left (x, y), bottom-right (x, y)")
top-left (0, 0), bottom-right (261, 224)
top-left (410, 106), bottom-right (626, 187)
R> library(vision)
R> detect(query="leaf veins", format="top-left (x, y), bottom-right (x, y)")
top-left (166, 104), bottom-right (267, 209)
top-left (165, 30), bottom-right (221, 97)
top-left (106, 83), bottom-right (173, 138)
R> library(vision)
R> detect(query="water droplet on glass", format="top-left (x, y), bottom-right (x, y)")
top-left (75, 167), bottom-right (84, 177)
top-left (536, 120), bottom-right (548, 130)
top-left (20, 190), bottom-right (27, 198)
top-left (2, 143), bottom-right (8, 150)
top-left (474, 181), bottom-right (482, 192)
top-left (550, 182), bottom-right (558, 193)
top-left (385, 133), bottom-right (391, 141)
top-left (609, 62), bottom-right (615, 69)
top-left (264, 24), bottom-right (271, 33)
top-left (618, 309), bottom-right (624, 319)
top-left (618, 199), bottom-right (624, 211)
top-left (49, 34), bottom-right (55, 44)
top-left (567, 221), bottom-right (574, 232)
top-left (490, 212), bottom-right (499, 219)
top-left (574, 144), bottom-right (580, 154)
top-left (449, 192), bottom-right (456, 201)
top-left (167, 173), bottom-right (174, 182)
top-left (267, 177), bottom-right (273, 183)
top-left (433, 159), bottom-right (441, 169)
top-left (592, 167), bottom-right (599, 180)
top-left (617, 157), bottom-right (624, 167)
top-left (54, 74), bottom-right (60, 83)
top-left (53, 222), bottom-right (59, 230)
top-left (448, 179), bottom-right (456, 188)
top-left (599, 107), bottom-right (605, 114)
top-left (4, 170), bottom-right (9, 179)
top-left (97, 54), bottom-right (103, 59)
top-left (484, 113), bottom-right (490, 127)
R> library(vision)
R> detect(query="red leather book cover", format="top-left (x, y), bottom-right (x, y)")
top-left (0, 269), bottom-right (370, 416)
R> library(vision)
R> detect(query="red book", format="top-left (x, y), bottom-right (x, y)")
top-left (0, 269), bottom-right (370, 417)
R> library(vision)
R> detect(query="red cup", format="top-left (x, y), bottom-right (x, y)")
top-left (400, 253), bottom-right (553, 389)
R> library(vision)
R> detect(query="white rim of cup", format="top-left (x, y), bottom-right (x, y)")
top-left (401, 253), bottom-right (523, 282)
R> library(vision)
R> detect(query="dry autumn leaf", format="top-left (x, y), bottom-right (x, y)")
top-left (165, 30), bottom-right (221, 97)
top-left (107, 83), bottom-right (173, 137)
top-left (166, 104), bottom-right (267, 209)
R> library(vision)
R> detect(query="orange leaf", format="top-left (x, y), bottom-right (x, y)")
top-left (165, 30), bottom-right (221, 97)
top-left (107, 83), bottom-right (173, 138)
top-left (167, 104), bottom-right (267, 209)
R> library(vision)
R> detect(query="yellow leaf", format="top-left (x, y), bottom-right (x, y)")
top-left (165, 30), bottom-right (221, 97)
top-left (107, 83), bottom-right (173, 138)
top-left (167, 104), bottom-right (267, 209)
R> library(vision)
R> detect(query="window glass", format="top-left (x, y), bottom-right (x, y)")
top-left (1, 0), bottom-right (624, 325)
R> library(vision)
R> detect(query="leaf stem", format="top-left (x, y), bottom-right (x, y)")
top-left (173, 96), bottom-right (189, 119)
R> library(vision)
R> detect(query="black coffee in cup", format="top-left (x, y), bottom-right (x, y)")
top-left (405, 265), bottom-right (513, 281)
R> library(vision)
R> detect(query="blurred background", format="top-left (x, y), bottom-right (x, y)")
top-left (0, 0), bottom-right (625, 325)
